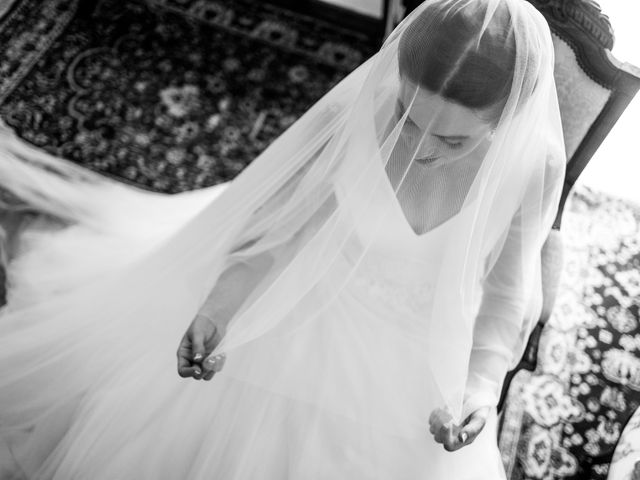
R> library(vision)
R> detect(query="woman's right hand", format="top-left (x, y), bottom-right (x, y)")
top-left (177, 313), bottom-right (227, 381)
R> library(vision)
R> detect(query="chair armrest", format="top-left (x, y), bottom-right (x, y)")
top-left (538, 228), bottom-right (564, 328)
top-left (608, 406), bottom-right (640, 480)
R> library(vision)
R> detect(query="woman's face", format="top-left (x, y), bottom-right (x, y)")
top-left (396, 78), bottom-right (495, 169)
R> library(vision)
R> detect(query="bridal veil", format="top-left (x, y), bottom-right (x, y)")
top-left (0, 0), bottom-right (564, 441)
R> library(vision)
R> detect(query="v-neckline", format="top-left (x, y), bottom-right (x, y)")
top-left (380, 163), bottom-right (463, 239)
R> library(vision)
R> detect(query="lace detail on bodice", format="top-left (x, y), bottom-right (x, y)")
top-left (332, 159), bottom-right (459, 320)
top-left (346, 252), bottom-right (436, 318)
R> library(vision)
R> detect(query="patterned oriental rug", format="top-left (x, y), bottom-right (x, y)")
top-left (0, 0), bottom-right (375, 192)
top-left (499, 188), bottom-right (640, 480)
top-left (1, 1), bottom-right (640, 479)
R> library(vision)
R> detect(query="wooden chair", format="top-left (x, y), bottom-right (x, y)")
top-left (489, 2), bottom-right (640, 476)
top-left (496, 0), bottom-right (640, 412)
top-left (493, 4), bottom-right (640, 474)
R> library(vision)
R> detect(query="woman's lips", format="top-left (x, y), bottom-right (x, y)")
top-left (414, 156), bottom-right (440, 166)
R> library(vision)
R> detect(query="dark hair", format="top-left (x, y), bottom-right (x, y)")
top-left (398, 2), bottom-right (517, 122)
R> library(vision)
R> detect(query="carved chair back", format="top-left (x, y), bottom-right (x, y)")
top-left (498, 0), bottom-right (640, 410)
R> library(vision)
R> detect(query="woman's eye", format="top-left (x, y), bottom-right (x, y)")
top-left (437, 137), bottom-right (463, 149)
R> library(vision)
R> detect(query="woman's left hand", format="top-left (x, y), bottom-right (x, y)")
top-left (428, 406), bottom-right (491, 451)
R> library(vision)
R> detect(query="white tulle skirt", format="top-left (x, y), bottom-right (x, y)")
top-left (0, 182), bottom-right (506, 480)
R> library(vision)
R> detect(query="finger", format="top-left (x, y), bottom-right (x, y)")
top-left (428, 410), bottom-right (438, 425)
top-left (429, 408), bottom-right (450, 425)
top-left (464, 409), bottom-right (488, 432)
top-left (191, 331), bottom-right (207, 364)
top-left (429, 418), bottom-right (461, 451)
top-left (214, 354), bottom-right (226, 371)
top-left (177, 352), bottom-right (192, 377)
top-left (177, 335), bottom-right (196, 378)
top-left (433, 423), bottom-right (454, 445)
top-left (429, 417), bottom-right (442, 437)
top-left (203, 353), bottom-right (226, 373)
top-left (443, 425), bottom-right (463, 451)
top-left (431, 418), bottom-right (454, 442)
top-left (458, 414), bottom-right (487, 446)
top-left (429, 417), bottom-right (449, 443)
top-left (431, 421), bottom-right (446, 442)
top-left (203, 370), bottom-right (216, 381)
top-left (192, 365), bottom-right (203, 380)
top-left (178, 364), bottom-right (203, 380)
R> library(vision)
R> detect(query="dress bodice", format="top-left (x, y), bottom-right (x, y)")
top-left (332, 160), bottom-right (476, 320)
top-left (333, 160), bottom-right (475, 261)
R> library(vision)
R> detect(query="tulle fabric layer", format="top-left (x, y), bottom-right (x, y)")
top-left (0, 0), bottom-right (566, 475)
top-left (0, 0), bottom-right (565, 426)
top-left (0, 183), bottom-right (505, 479)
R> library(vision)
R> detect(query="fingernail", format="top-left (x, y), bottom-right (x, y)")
top-left (459, 432), bottom-right (468, 443)
top-left (207, 357), bottom-right (217, 364)
top-left (194, 368), bottom-right (201, 375)
top-left (193, 353), bottom-right (203, 361)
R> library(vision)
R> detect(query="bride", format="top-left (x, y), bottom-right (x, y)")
top-left (0, 0), bottom-right (565, 478)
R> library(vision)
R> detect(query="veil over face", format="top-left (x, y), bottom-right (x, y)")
top-left (0, 0), bottom-right (564, 435)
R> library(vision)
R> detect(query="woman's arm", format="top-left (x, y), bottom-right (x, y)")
top-left (197, 189), bottom-right (338, 324)
top-left (176, 188), bottom-right (338, 380)
top-left (430, 212), bottom-right (533, 452)
top-left (463, 217), bottom-right (530, 417)
top-left (463, 153), bottom-right (564, 416)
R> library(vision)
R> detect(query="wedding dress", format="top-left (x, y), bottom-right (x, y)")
top-left (0, 0), bottom-right (565, 478)
top-left (1, 161), bottom-right (506, 479)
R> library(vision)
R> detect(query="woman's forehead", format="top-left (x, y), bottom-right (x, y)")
top-left (398, 78), bottom-right (490, 136)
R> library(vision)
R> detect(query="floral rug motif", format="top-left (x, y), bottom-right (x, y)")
top-left (0, 0), bottom-right (375, 193)
top-left (499, 188), bottom-right (640, 480)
